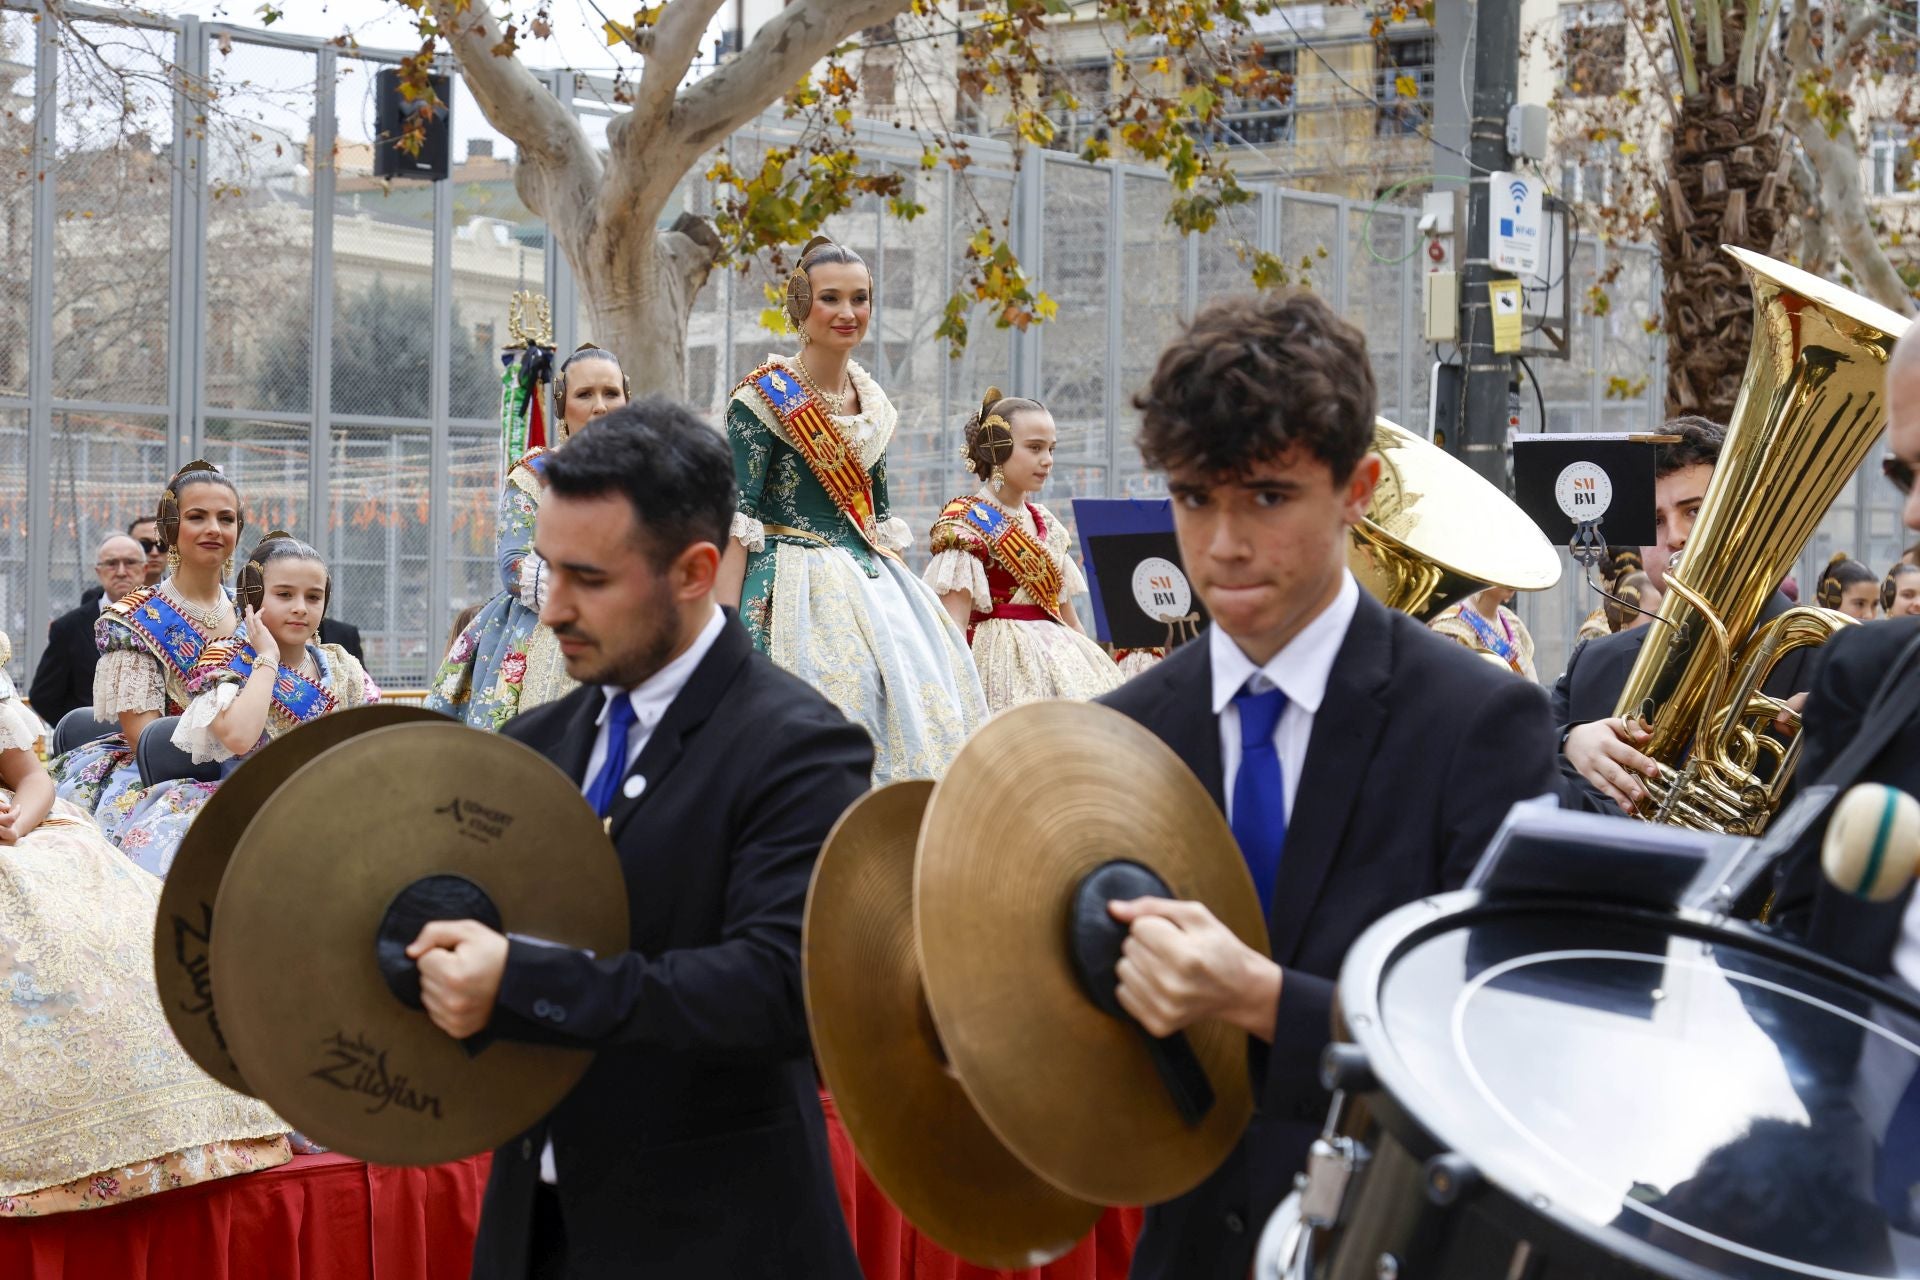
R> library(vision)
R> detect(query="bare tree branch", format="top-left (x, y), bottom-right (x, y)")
top-left (1829, 0), bottom-right (1880, 96)
top-left (427, 0), bottom-right (598, 223)
top-left (669, 0), bottom-right (912, 152)
top-left (632, 0), bottom-right (729, 124)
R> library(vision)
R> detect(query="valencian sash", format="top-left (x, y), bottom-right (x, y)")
top-left (944, 497), bottom-right (1064, 622)
top-left (209, 640), bottom-right (338, 724)
top-left (116, 588), bottom-right (221, 681)
top-left (748, 363), bottom-right (887, 553)
top-left (1458, 606), bottom-right (1522, 674)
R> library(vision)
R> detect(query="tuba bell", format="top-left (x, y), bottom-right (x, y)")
top-left (1614, 246), bottom-right (1910, 835)
top-left (1349, 418), bottom-right (1562, 622)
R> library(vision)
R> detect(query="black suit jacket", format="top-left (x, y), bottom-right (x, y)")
top-left (1549, 591), bottom-right (1811, 810)
top-left (1771, 616), bottom-right (1920, 971)
top-left (29, 588), bottom-right (104, 727)
top-left (470, 611), bottom-right (868, 1280)
top-left (1101, 592), bottom-right (1557, 1280)
top-left (317, 618), bottom-right (363, 662)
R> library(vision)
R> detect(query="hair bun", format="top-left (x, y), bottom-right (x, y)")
top-left (1827, 551), bottom-right (1851, 569)
top-left (799, 235), bottom-right (837, 264)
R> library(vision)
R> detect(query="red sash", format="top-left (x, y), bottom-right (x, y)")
top-left (940, 496), bottom-right (1064, 624)
top-left (746, 364), bottom-right (890, 557)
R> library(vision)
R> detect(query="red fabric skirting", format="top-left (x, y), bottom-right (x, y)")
top-left (822, 1090), bottom-right (1142, 1280)
top-left (0, 1152), bottom-right (490, 1280)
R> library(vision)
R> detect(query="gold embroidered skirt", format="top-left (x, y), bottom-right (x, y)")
top-left (0, 798), bottom-right (288, 1206)
top-left (970, 616), bottom-right (1124, 713)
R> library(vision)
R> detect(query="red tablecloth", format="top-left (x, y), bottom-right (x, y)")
top-left (0, 1152), bottom-right (490, 1280)
top-left (822, 1091), bottom-right (1143, 1280)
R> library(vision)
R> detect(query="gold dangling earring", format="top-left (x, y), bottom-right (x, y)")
top-left (166, 547), bottom-right (181, 577)
top-left (222, 553), bottom-right (235, 580)
top-left (990, 465), bottom-right (1005, 491)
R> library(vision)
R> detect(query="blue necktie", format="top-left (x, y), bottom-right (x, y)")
top-left (586, 693), bottom-right (637, 818)
top-left (1231, 681), bottom-right (1289, 919)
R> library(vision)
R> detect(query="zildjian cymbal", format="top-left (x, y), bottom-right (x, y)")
top-left (209, 722), bottom-right (628, 1166)
top-left (915, 700), bottom-right (1269, 1207)
top-left (804, 781), bottom-right (1103, 1268)
top-left (155, 704), bottom-right (444, 1094)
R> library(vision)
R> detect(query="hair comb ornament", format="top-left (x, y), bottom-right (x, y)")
top-left (785, 234), bottom-right (840, 329)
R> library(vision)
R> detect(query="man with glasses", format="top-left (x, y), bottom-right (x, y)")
top-left (128, 516), bottom-right (164, 587)
top-left (29, 531), bottom-right (148, 727)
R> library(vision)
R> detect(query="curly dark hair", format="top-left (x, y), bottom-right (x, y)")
top-left (1134, 290), bottom-right (1376, 481)
top-left (964, 395), bottom-right (1045, 479)
top-left (1655, 415), bottom-right (1724, 478)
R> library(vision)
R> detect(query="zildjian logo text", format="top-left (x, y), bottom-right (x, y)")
top-left (309, 1031), bottom-right (444, 1119)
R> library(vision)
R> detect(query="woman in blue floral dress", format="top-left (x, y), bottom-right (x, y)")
top-left (112, 535), bottom-right (378, 877)
top-left (46, 463), bottom-right (243, 840)
top-left (427, 345), bottom-right (628, 730)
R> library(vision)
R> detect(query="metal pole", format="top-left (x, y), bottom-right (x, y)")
top-left (1009, 155), bottom-right (1043, 395)
top-left (309, 47), bottom-right (336, 544)
top-left (1457, 0), bottom-right (1521, 489)
top-left (1104, 164), bottom-right (1122, 494)
top-left (177, 17), bottom-right (208, 466)
top-left (426, 144), bottom-right (454, 684)
top-left (24, 0), bottom-right (55, 673)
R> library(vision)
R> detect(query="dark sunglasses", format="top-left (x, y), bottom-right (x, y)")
top-left (1885, 456), bottom-right (1917, 496)
top-left (136, 537), bottom-right (162, 554)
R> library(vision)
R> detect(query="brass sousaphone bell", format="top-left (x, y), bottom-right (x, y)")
top-left (804, 702), bottom-right (1270, 1266)
top-left (1350, 418), bottom-right (1562, 621)
top-left (158, 712), bottom-right (628, 1164)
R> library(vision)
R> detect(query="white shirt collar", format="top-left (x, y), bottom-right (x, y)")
top-left (1209, 570), bottom-right (1360, 716)
top-left (595, 605), bottom-right (727, 729)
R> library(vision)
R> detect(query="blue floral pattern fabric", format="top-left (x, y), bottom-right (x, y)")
top-left (426, 452), bottom-right (575, 730)
top-left (112, 637), bottom-right (376, 879)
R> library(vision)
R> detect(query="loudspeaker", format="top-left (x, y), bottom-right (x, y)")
top-left (373, 66), bottom-right (452, 181)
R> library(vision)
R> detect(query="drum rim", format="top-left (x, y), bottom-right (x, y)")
top-left (1333, 889), bottom-right (1920, 1280)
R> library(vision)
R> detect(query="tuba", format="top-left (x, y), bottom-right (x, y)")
top-left (1349, 418), bottom-right (1562, 622)
top-left (1614, 246), bottom-right (1910, 834)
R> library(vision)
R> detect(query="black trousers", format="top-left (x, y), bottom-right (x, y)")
top-left (529, 1183), bottom-right (568, 1280)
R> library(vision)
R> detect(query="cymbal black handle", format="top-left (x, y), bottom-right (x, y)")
top-left (1424, 1152), bottom-right (1480, 1206)
top-left (1319, 1043), bottom-right (1376, 1095)
top-left (375, 874), bottom-right (504, 1058)
top-left (1067, 859), bottom-right (1218, 1128)
top-left (1139, 1027), bottom-right (1216, 1128)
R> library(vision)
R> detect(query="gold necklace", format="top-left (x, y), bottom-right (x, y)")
top-left (165, 579), bottom-right (230, 630)
top-left (793, 356), bottom-right (852, 414)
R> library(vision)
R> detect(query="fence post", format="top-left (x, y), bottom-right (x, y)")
top-left (426, 93), bottom-right (455, 684)
top-left (309, 43), bottom-right (336, 550)
top-left (24, 1), bottom-right (56, 674)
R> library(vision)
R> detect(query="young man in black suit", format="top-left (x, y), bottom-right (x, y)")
top-left (403, 398), bottom-right (868, 1280)
top-left (1551, 417), bottom-right (1812, 813)
top-left (1097, 290), bottom-right (1558, 1280)
top-left (30, 531), bottom-right (146, 726)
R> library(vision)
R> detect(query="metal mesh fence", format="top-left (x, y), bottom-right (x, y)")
top-left (4, 1), bottom-right (1688, 696)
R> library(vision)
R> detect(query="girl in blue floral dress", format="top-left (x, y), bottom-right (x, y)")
top-left (113, 535), bottom-right (378, 877)
top-left (427, 345), bottom-right (628, 730)
top-left (46, 463), bottom-right (242, 840)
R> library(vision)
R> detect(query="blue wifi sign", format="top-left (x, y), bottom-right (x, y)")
top-left (1490, 170), bottom-right (1543, 276)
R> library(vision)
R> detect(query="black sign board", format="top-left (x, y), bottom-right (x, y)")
top-left (1511, 433), bottom-right (1663, 549)
top-left (1071, 499), bottom-right (1210, 651)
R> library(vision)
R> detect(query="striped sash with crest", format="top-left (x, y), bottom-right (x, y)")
top-left (747, 363), bottom-right (888, 554)
top-left (943, 497), bottom-right (1064, 622)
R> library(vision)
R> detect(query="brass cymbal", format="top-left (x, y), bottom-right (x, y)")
top-left (916, 701), bottom-right (1268, 1207)
top-left (210, 722), bottom-right (628, 1165)
top-left (156, 704), bottom-right (443, 1094)
top-left (804, 781), bottom-right (1102, 1267)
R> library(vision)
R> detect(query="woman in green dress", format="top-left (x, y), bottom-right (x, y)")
top-left (716, 236), bottom-right (984, 784)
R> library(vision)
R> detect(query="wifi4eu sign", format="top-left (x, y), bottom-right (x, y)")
top-left (1489, 171), bottom-right (1543, 276)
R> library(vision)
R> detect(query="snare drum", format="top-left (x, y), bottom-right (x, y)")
top-left (1257, 891), bottom-right (1920, 1280)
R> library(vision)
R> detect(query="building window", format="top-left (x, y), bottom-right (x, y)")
top-left (1375, 35), bottom-right (1434, 137)
top-left (1870, 125), bottom-right (1917, 196)
top-left (1559, 143), bottom-right (1615, 205)
top-left (1215, 47), bottom-right (1296, 146)
top-left (1562, 2), bottom-right (1626, 97)
top-left (864, 55), bottom-right (897, 107)
top-left (1037, 56), bottom-right (1111, 154)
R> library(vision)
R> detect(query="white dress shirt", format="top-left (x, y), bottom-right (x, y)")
top-left (542, 604), bottom-right (726, 1185)
top-left (1209, 571), bottom-right (1360, 826)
